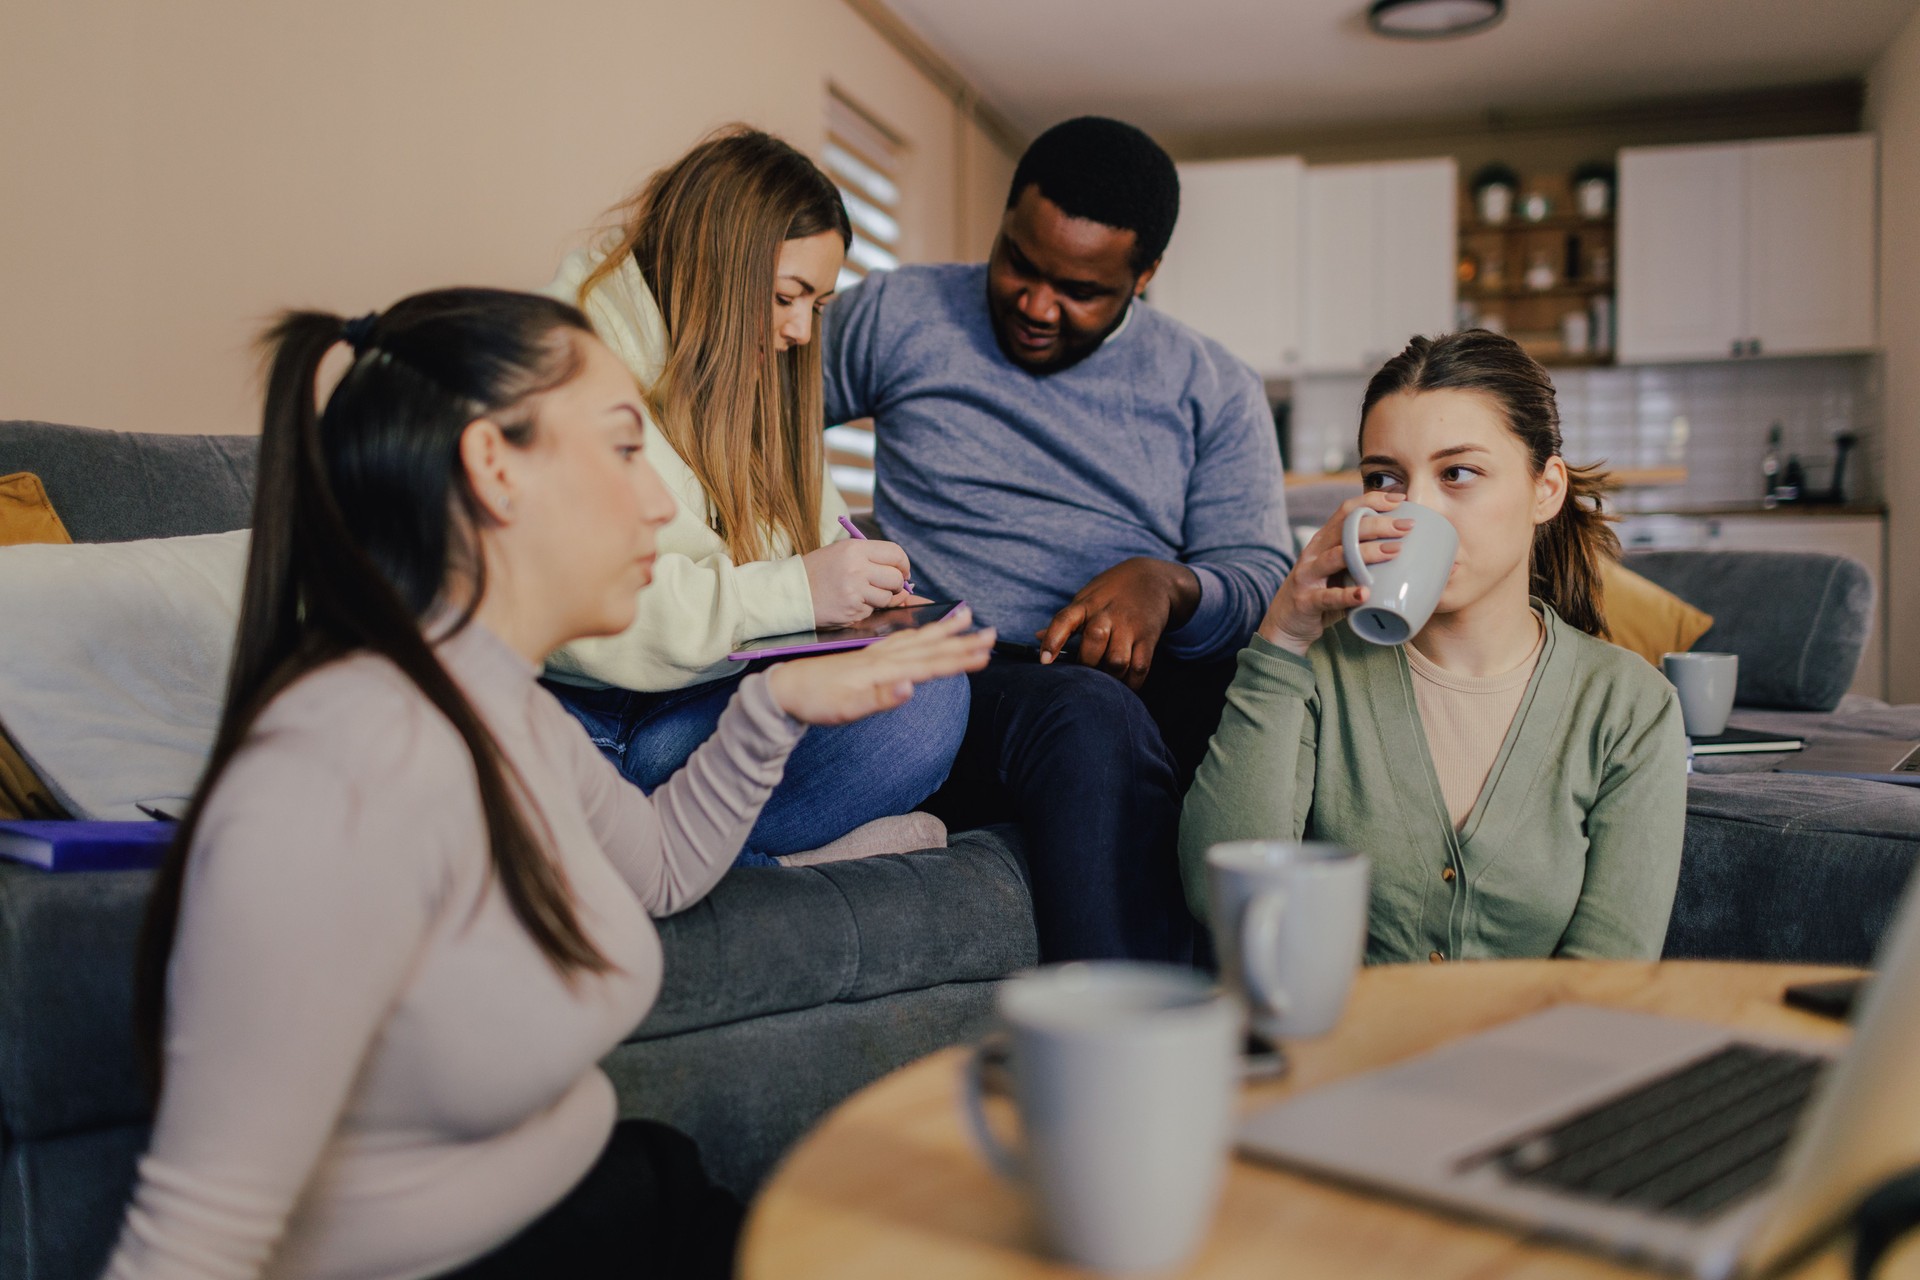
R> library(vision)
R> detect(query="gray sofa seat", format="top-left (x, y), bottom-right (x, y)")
top-left (1663, 772), bottom-right (1920, 965)
top-left (1621, 550), bottom-right (1916, 967)
top-left (636, 829), bottom-right (1033, 1040)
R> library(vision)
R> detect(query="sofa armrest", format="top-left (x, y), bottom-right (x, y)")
top-left (1620, 549), bottom-right (1872, 712)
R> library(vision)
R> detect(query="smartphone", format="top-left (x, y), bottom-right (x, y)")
top-left (1783, 976), bottom-right (1867, 1022)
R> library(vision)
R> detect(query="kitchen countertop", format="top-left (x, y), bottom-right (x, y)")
top-left (1613, 502), bottom-right (1886, 518)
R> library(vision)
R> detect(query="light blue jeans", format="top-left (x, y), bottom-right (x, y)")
top-left (544, 667), bottom-right (970, 867)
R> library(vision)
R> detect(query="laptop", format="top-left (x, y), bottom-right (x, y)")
top-left (1774, 737), bottom-right (1920, 785)
top-left (1238, 873), bottom-right (1920, 1278)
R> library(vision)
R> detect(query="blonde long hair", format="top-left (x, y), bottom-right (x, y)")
top-left (581, 127), bottom-right (852, 563)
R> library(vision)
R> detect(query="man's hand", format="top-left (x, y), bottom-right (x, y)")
top-left (1035, 557), bottom-right (1202, 690)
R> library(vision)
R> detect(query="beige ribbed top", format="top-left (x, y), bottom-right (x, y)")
top-left (1405, 617), bottom-right (1546, 830)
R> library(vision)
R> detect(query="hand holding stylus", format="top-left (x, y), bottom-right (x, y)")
top-left (803, 518), bottom-right (920, 627)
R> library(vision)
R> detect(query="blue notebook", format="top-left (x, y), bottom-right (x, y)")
top-left (0, 820), bottom-right (177, 872)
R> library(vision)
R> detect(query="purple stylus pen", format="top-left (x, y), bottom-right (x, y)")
top-left (838, 514), bottom-right (915, 594)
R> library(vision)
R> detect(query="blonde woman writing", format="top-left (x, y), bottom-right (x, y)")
top-left (544, 128), bottom-right (966, 865)
top-left (1179, 330), bottom-right (1685, 962)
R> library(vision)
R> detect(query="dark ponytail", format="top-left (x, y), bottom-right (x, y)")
top-left (136, 288), bottom-right (608, 1093)
top-left (1359, 330), bottom-right (1619, 637)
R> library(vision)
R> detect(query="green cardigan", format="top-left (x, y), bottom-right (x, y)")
top-left (1178, 606), bottom-right (1687, 963)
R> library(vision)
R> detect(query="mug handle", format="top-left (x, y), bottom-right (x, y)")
top-left (1239, 889), bottom-right (1291, 1021)
top-left (1341, 505), bottom-right (1375, 591)
top-left (961, 1036), bottom-right (1024, 1182)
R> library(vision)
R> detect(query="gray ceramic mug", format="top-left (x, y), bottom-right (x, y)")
top-left (1206, 841), bottom-right (1370, 1041)
top-left (1662, 651), bottom-right (1739, 737)
top-left (961, 962), bottom-right (1241, 1273)
top-left (1342, 500), bottom-right (1460, 645)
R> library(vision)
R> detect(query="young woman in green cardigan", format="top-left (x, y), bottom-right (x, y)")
top-left (1179, 330), bottom-right (1686, 963)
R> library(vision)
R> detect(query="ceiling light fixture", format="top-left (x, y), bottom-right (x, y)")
top-left (1367, 0), bottom-right (1505, 40)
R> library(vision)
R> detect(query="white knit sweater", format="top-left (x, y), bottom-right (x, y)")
top-left (542, 248), bottom-right (850, 691)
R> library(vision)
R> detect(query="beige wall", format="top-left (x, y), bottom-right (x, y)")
top-left (1, 1), bottom-right (1015, 438)
top-left (1870, 10), bottom-right (1920, 703)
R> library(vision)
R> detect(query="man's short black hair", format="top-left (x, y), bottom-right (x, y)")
top-left (1007, 116), bottom-right (1179, 276)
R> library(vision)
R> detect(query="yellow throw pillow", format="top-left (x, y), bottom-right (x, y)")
top-left (0, 472), bottom-right (72, 546)
top-left (0, 721), bottom-right (65, 820)
top-left (0, 473), bottom-right (73, 816)
top-left (1600, 559), bottom-right (1715, 666)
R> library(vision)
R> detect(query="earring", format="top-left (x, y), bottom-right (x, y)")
top-left (497, 495), bottom-right (513, 519)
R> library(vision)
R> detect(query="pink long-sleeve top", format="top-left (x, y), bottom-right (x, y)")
top-left (102, 621), bottom-right (803, 1280)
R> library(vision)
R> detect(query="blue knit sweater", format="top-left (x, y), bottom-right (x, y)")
top-left (821, 264), bottom-right (1292, 660)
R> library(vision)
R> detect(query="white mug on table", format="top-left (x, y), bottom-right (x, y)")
top-left (961, 962), bottom-right (1241, 1273)
top-left (1207, 840), bottom-right (1370, 1042)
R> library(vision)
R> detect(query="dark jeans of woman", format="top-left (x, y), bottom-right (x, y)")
top-left (545, 667), bottom-right (970, 865)
top-left (431, 1120), bottom-right (741, 1280)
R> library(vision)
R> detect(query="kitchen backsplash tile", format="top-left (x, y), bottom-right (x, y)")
top-left (1287, 355), bottom-right (1880, 510)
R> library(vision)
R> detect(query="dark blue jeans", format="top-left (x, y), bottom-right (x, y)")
top-left (545, 668), bottom-right (970, 866)
top-left (922, 653), bottom-right (1238, 964)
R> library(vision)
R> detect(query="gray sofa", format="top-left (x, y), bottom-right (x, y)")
top-left (0, 420), bottom-right (1038, 1280)
top-left (4, 421), bottom-right (1919, 1278)
top-left (1625, 549), bottom-right (1920, 965)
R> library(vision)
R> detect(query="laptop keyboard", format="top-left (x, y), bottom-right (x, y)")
top-left (1896, 746), bottom-right (1920, 773)
top-left (1482, 1044), bottom-right (1827, 1220)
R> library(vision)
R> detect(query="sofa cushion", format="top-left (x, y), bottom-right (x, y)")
top-left (0, 531), bottom-right (246, 819)
top-left (0, 421), bottom-right (255, 545)
top-left (635, 825), bottom-right (1035, 1040)
top-left (1620, 550), bottom-right (1872, 712)
top-left (0, 473), bottom-right (71, 547)
top-left (1665, 772), bottom-right (1920, 965)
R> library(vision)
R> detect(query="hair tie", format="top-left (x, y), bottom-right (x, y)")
top-left (341, 312), bottom-right (380, 352)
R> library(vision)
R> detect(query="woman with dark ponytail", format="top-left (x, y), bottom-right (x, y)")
top-left (1179, 329), bottom-right (1685, 962)
top-left (103, 288), bottom-right (992, 1280)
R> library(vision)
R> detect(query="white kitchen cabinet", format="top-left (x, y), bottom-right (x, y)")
top-left (1744, 136), bottom-right (1879, 357)
top-left (1616, 512), bottom-right (1887, 698)
top-left (1618, 135), bottom-right (1877, 363)
top-left (1150, 156), bottom-right (1303, 376)
top-left (1302, 158), bottom-right (1457, 374)
top-left (1615, 145), bottom-right (1747, 362)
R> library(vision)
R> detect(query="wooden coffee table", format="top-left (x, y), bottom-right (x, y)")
top-left (741, 960), bottom-right (1876, 1279)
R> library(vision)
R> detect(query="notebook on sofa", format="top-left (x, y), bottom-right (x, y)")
top-left (0, 820), bottom-right (175, 871)
top-left (1688, 727), bottom-right (1804, 756)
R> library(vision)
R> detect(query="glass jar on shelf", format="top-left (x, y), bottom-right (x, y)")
top-left (1525, 250), bottom-right (1556, 291)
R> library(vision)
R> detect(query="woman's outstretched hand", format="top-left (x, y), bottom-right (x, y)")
top-left (765, 607), bottom-right (994, 726)
top-left (1256, 492), bottom-right (1411, 657)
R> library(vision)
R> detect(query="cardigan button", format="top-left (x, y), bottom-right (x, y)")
top-left (1442, 866), bottom-right (1456, 882)
top-left (1429, 950), bottom-right (1446, 963)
